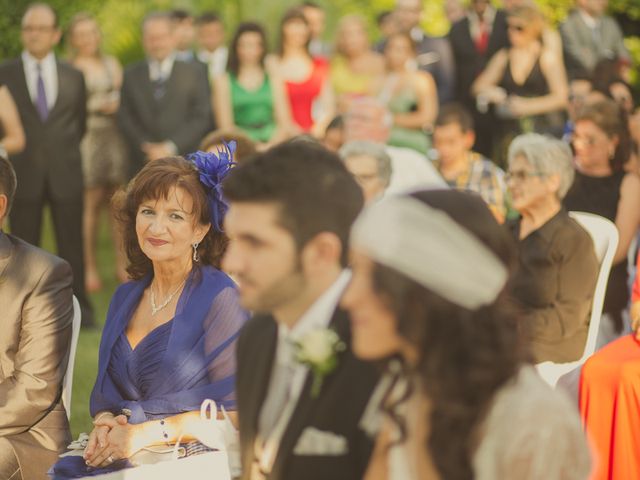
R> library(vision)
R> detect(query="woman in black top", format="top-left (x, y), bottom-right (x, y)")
top-left (471, 5), bottom-right (568, 166)
top-left (564, 99), bottom-right (640, 334)
top-left (507, 133), bottom-right (598, 362)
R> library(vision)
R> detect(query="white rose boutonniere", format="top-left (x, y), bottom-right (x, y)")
top-left (295, 328), bottom-right (346, 398)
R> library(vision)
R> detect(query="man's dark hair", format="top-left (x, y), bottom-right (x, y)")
top-left (142, 11), bottom-right (173, 30)
top-left (223, 142), bottom-right (364, 266)
top-left (435, 103), bottom-right (475, 133)
top-left (170, 9), bottom-right (192, 22)
top-left (24, 2), bottom-right (59, 28)
top-left (196, 11), bottom-right (222, 26)
top-left (0, 154), bottom-right (17, 216)
top-left (301, 1), bottom-right (323, 10)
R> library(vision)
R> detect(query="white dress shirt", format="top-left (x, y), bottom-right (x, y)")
top-left (197, 46), bottom-right (228, 79)
top-left (22, 50), bottom-right (58, 110)
top-left (384, 145), bottom-right (447, 197)
top-left (254, 270), bottom-right (352, 477)
top-left (148, 53), bottom-right (176, 82)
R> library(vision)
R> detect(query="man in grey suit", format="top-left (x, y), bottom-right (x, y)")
top-left (560, 0), bottom-right (630, 79)
top-left (118, 12), bottom-right (213, 177)
top-left (0, 153), bottom-right (73, 480)
top-left (0, 3), bottom-right (94, 327)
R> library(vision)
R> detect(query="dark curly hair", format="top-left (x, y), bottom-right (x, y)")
top-left (112, 156), bottom-right (228, 280)
top-left (371, 190), bottom-right (526, 480)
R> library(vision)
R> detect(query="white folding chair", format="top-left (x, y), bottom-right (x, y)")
top-left (536, 211), bottom-right (618, 387)
top-left (62, 295), bottom-right (82, 420)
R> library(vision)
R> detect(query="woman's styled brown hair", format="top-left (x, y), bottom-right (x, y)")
top-left (226, 22), bottom-right (268, 77)
top-left (112, 156), bottom-right (228, 280)
top-left (575, 98), bottom-right (631, 171)
top-left (372, 190), bottom-right (525, 480)
top-left (277, 7), bottom-right (311, 57)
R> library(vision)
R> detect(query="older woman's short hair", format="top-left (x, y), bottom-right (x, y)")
top-left (508, 133), bottom-right (575, 199)
top-left (112, 156), bottom-right (227, 280)
top-left (338, 141), bottom-right (392, 186)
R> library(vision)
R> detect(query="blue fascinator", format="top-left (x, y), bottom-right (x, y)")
top-left (185, 141), bottom-right (236, 233)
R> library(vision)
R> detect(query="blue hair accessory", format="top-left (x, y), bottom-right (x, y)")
top-left (185, 141), bottom-right (236, 233)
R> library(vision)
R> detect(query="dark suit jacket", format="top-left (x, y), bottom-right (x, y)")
top-left (0, 231), bottom-right (73, 480)
top-left (449, 10), bottom-right (509, 107)
top-left (117, 59), bottom-right (213, 175)
top-left (0, 58), bottom-right (86, 201)
top-left (236, 308), bottom-right (379, 480)
top-left (560, 9), bottom-right (630, 78)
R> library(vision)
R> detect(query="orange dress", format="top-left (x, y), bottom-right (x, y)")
top-left (580, 335), bottom-right (640, 479)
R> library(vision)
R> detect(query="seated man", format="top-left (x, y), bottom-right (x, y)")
top-left (0, 154), bottom-right (74, 480)
top-left (433, 103), bottom-right (507, 222)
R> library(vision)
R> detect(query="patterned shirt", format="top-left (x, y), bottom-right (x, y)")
top-left (440, 152), bottom-right (507, 221)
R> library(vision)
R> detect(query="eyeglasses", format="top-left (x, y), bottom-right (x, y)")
top-left (505, 170), bottom-right (545, 182)
top-left (570, 134), bottom-right (601, 147)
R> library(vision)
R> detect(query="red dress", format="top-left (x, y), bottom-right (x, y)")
top-left (285, 57), bottom-right (329, 132)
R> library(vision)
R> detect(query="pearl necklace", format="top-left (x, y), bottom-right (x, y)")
top-left (150, 279), bottom-right (186, 316)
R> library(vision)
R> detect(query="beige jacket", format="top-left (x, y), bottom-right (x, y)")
top-left (0, 232), bottom-right (73, 480)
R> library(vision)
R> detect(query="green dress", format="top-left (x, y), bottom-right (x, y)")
top-left (230, 74), bottom-right (276, 143)
top-left (387, 89), bottom-right (430, 155)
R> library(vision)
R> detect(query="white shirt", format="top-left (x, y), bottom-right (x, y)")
top-left (578, 9), bottom-right (599, 29)
top-left (384, 145), bottom-right (447, 197)
top-left (148, 53), bottom-right (176, 82)
top-left (22, 50), bottom-right (58, 109)
top-left (255, 270), bottom-right (352, 476)
top-left (197, 46), bottom-right (228, 79)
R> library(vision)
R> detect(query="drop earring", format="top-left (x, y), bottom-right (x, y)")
top-left (192, 242), bottom-right (200, 262)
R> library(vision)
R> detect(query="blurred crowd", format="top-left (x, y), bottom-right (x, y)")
top-left (0, 0), bottom-right (638, 326)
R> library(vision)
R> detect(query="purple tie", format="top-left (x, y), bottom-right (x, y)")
top-left (35, 63), bottom-right (49, 121)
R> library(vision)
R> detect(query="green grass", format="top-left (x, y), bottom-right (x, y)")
top-left (40, 208), bottom-right (119, 437)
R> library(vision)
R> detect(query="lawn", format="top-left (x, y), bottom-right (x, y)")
top-left (40, 208), bottom-right (119, 437)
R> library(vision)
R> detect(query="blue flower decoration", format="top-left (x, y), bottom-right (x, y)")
top-left (185, 141), bottom-right (237, 233)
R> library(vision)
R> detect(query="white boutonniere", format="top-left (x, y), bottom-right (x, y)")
top-left (295, 328), bottom-right (346, 398)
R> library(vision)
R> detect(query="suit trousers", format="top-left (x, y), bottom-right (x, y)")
top-left (0, 438), bottom-right (21, 480)
top-left (9, 194), bottom-right (95, 327)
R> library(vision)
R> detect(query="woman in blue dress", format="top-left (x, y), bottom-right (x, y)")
top-left (52, 145), bottom-right (247, 476)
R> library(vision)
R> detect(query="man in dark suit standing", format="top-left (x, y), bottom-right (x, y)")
top-left (0, 154), bottom-right (73, 480)
top-left (0, 3), bottom-right (94, 326)
top-left (118, 12), bottom-right (212, 177)
top-left (222, 142), bottom-right (379, 480)
top-left (448, 0), bottom-right (509, 157)
top-left (560, 0), bottom-right (630, 79)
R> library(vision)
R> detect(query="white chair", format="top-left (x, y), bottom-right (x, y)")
top-left (536, 211), bottom-right (619, 388)
top-left (62, 295), bottom-right (82, 420)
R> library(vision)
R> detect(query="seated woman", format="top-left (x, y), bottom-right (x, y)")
top-left (379, 32), bottom-right (438, 155)
top-left (342, 189), bottom-right (591, 480)
top-left (471, 4), bottom-right (568, 165)
top-left (505, 133), bottom-right (598, 362)
top-left (213, 22), bottom-right (292, 149)
top-left (271, 8), bottom-right (334, 138)
top-left (564, 99), bottom-right (640, 338)
top-left (51, 147), bottom-right (247, 476)
top-left (579, 257), bottom-right (640, 479)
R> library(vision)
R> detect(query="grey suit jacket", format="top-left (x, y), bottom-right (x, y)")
top-left (560, 9), bottom-right (630, 78)
top-left (0, 58), bottom-right (86, 202)
top-left (117, 59), bottom-right (213, 176)
top-left (0, 231), bottom-right (73, 480)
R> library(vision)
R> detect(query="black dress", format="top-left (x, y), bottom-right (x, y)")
top-left (563, 170), bottom-right (628, 331)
